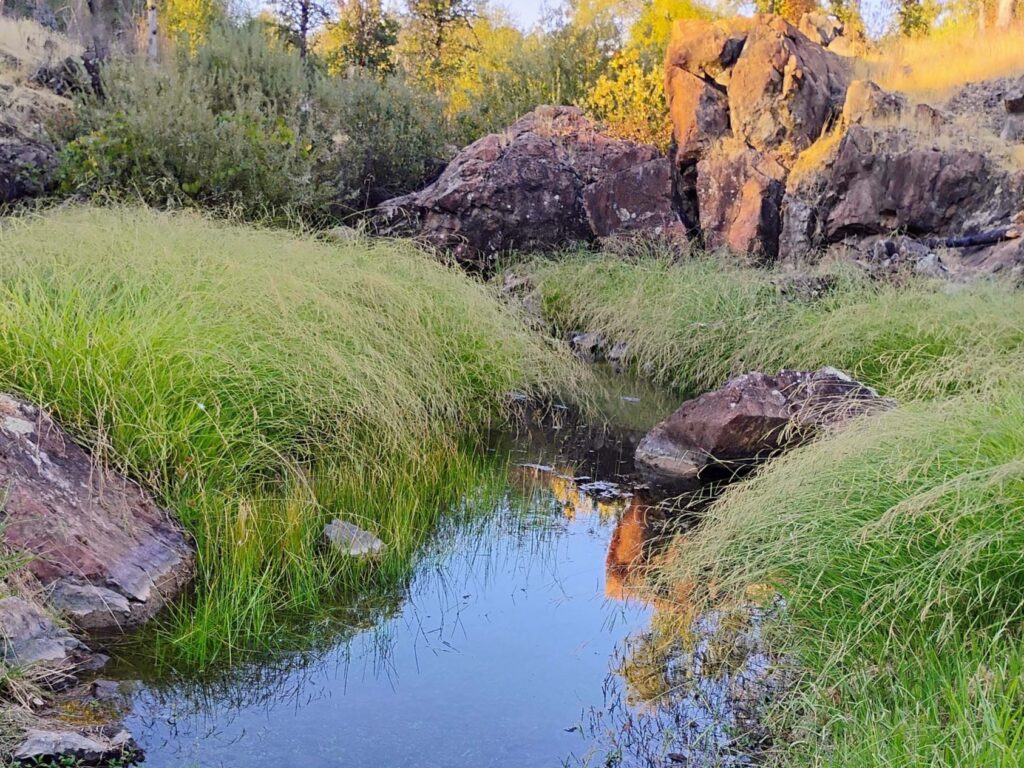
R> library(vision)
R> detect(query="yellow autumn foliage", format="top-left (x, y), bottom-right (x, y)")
top-left (585, 48), bottom-right (672, 148)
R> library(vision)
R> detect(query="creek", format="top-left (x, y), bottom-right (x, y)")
top-left (98, 375), bottom-right (767, 767)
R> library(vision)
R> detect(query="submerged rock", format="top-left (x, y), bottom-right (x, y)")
top-left (324, 520), bottom-right (384, 556)
top-left (636, 368), bottom-right (891, 489)
top-left (13, 727), bottom-right (139, 766)
top-left (0, 394), bottom-right (194, 634)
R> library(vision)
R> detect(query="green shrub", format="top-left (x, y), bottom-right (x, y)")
top-left (315, 71), bottom-right (449, 212)
top-left (58, 22), bottom-right (450, 223)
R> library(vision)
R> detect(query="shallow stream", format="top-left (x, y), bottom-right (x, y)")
top-left (98, 376), bottom-right (767, 767)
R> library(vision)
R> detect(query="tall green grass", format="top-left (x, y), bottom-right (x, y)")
top-left (664, 372), bottom-right (1024, 767)
top-left (0, 205), bottom-right (577, 665)
top-left (530, 254), bottom-right (1024, 399)
top-left (524, 252), bottom-right (1024, 766)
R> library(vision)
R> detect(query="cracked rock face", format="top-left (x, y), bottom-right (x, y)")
top-left (636, 368), bottom-right (892, 490)
top-left (372, 106), bottom-right (685, 269)
top-left (664, 14), bottom-right (852, 258)
top-left (0, 394), bottom-right (194, 634)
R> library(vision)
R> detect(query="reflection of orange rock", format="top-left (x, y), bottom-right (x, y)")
top-left (512, 463), bottom-right (629, 521)
top-left (606, 497), bottom-right (662, 603)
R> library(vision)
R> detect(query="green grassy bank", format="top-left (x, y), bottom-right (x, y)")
top-left (524, 253), bottom-right (1024, 766)
top-left (0, 206), bottom-right (577, 666)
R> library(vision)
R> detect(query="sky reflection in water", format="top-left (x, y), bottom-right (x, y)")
top-left (115, 432), bottom-right (662, 768)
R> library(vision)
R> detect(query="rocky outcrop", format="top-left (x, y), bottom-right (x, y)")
top-left (0, 394), bottom-right (193, 634)
top-left (663, 15), bottom-right (1024, 277)
top-left (636, 368), bottom-right (891, 489)
top-left (373, 106), bottom-right (685, 268)
top-left (0, 59), bottom-right (76, 206)
top-left (780, 80), bottom-right (1024, 277)
top-left (664, 13), bottom-right (852, 259)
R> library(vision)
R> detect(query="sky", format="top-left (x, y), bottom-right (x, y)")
top-left (501, 0), bottom-right (548, 26)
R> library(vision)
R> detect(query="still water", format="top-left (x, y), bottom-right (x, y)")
top-left (106, 383), bottom-right (682, 768)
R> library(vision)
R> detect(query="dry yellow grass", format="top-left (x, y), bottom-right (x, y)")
top-left (867, 23), bottom-right (1024, 98)
top-left (0, 17), bottom-right (80, 82)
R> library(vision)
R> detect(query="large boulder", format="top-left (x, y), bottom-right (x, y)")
top-left (0, 73), bottom-right (74, 206)
top-left (636, 368), bottom-right (890, 489)
top-left (664, 14), bottom-right (850, 162)
top-left (664, 14), bottom-right (851, 258)
top-left (0, 394), bottom-right (194, 633)
top-left (373, 107), bottom-right (685, 268)
top-left (727, 15), bottom-right (851, 160)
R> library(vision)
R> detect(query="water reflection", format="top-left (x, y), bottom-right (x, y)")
top-left (108, 438), bottom-right (666, 768)
top-left (97, 377), bottom-right (772, 768)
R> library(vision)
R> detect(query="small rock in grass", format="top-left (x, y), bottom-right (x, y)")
top-left (569, 331), bottom-right (605, 363)
top-left (323, 520), bottom-right (384, 557)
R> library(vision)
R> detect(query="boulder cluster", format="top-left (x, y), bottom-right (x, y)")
top-left (377, 13), bottom-right (1024, 279)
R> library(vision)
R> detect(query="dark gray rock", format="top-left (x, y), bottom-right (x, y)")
top-left (373, 107), bottom-right (685, 268)
top-left (636, 367), bottom-right (891, 489)
top-left (0, 140), bottom-right (56, 204)
top-left (13, 728), bottom-right (139, 766)
top-left (0, 596), bottom-right (85, 667)
top-left (0, 596), bottom-right (102, 690)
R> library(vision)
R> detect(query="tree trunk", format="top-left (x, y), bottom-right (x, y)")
top-left (996, 0), bottom-right (1014, 27)
top-left (979, 0), bottom-right (988, 32)
top-left (299, 2), bottom-right (310, 60)
top-left (84, 0), bottom-right (107, 56)
top-left (147, 0), bottom-right (158, 61)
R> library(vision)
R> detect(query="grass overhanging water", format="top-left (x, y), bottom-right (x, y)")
top-left (0, 204), bottom-right (580, 667)
top-left (2, 209), bottom-right (1023, 766)
top-left (522, 251), bottom-right (1024, 767)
